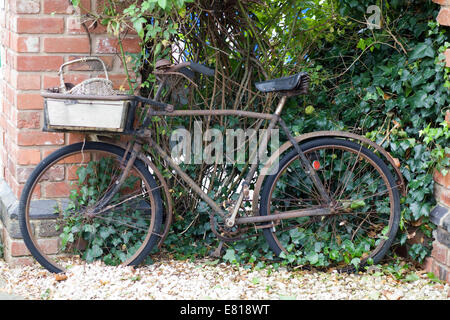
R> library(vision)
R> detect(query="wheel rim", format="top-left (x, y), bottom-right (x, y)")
top-left (23, 148), bottom-right (158, 272)
top-left (266, 143), bottom-right (396, 270)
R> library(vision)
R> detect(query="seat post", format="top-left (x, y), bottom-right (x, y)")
top-left (274, 95), bottom-right (288, 117)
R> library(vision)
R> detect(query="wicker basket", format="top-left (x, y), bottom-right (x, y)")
top-left (41, 57), bottom-right (136, 133)
top-left (59, 57), bottom-right (115, 95)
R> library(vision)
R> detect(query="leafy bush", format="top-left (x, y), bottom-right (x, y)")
top-left (420, 120), bottom-right (450, 176)
top-left (297, 4), bottom-right (449, 264)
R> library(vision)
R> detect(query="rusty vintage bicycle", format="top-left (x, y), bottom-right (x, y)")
top-left (18, 58), bottom-right (405, 273)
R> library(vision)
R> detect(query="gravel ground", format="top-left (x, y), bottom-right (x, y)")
top-left (0, 256), bottom-right (449, 300)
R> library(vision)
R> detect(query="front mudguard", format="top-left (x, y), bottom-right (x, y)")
top-left (251, 130), bottom-right (406, 215)
top-left (137, 154), bottom-right (173, 249)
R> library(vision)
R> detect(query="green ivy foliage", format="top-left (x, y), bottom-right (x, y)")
top-left (58, 158), bottom-right (149, 265)
top-left (285, 2), bottom-right (449, 264)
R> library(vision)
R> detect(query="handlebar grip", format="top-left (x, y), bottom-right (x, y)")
top-left (134, 96), bottom-right (173, 110)
top-left (189, 62), bottom-right (215, 77)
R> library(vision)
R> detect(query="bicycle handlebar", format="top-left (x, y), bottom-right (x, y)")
top-left (188, 62), bottom-right (215, 77)
top-left (157, 60), bottom-right (215, 77)
top-left (134, 95), bottom-right (174, 112)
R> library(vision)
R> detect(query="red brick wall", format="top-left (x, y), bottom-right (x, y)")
top-left (425, 0), bottom-right (450, 284)
top-left (432, 0), bottom-right (450, 210)
top-left (436, 0), bottom-right (450, 24)
top-left (0, 0), bottom-right (140, 199)
top-left (434, 0), bottom-right (450, 66)
top-left (433, 111), bottom-right (450, 210)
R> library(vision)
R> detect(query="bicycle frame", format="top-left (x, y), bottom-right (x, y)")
top-left (98, 70), bottom-right (405, 245)
top-left (115, 94), bottom-right (335, 231)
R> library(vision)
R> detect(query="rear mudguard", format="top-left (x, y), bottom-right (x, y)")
top-left (251, 130), bottom-right (406, 215)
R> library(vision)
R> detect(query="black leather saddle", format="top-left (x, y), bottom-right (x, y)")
top-left (254, 72), bottom-right (310, 96)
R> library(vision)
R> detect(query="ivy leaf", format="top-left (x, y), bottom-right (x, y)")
top-left (404, 273), bottom-right (420, 282)
top-left (409, 43), bottom-right (434, 61)
top-left (289, 228), bottom-right (304, 244)
top-left (197, 201), bottom-right (209, 213)
top-left (411, 189), bottom-right (425, 202)
top-left (400, 233), bottom-right (408, 245)
top-left (83, 224), bottom-right (96, 234)
top-left (99, 226), bottom-right (114, 240)
top-left (77, 167), bottom-right (87, 184)
top-left (133, 17), bottom-right (147, 39)
top-left (357, 38), bottom-right (366, 51)
top-left (158, 0), bottom-right (168, 9)
top-left (392, 81), bottom-right (403, 94)
top-left (329, 249), bottom-right (339, 260)
top-left (409, 90), bottom-right (429, 109)
top-left (350, 257), bottom-right (361, 269)
top-left (409, 202), bottom-right (431, 220)
top-left (314, 242), bottom-right (324, 253)
top-left (223, 249), bottom-right (237, 263)
top-left (85, 245), bottom-right (103, 262)
top-left (305, 252), bottom-right (319, 264)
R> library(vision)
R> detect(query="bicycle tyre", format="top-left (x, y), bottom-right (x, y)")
top-left (19, 142), bottom-right (163, 273)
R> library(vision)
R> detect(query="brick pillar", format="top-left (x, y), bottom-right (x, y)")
top-left (426, 112), bottom-right (450, 283)
top-left (434, 0), bottom-right (450, 66)
top-left (423, 0), bottom-right (450, 285)
top-left (0, 0), bottom-right (139, 265)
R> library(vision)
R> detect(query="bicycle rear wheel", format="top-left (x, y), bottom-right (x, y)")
top-left (19, 142), bottom-right (163, 273)
top-left (259, 138), bottom-right (400, 272)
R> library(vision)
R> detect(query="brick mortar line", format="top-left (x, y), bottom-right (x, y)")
top-left (435, 181), bottom-right (450, 189)
top-left (433, 258), bottom-right (450, 269)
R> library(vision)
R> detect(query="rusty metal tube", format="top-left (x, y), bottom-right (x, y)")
top-left (151, 109), bottom-right (276, 120)
top-left (235, 207), bottom-right (331, 225)
top-left (147, 136), bottom-right (228, 219)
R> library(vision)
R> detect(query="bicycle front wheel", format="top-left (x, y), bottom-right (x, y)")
top-left (19, 142), bottom-right (163, 273)
top-left (259, 138), bottom-right (400, 272)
